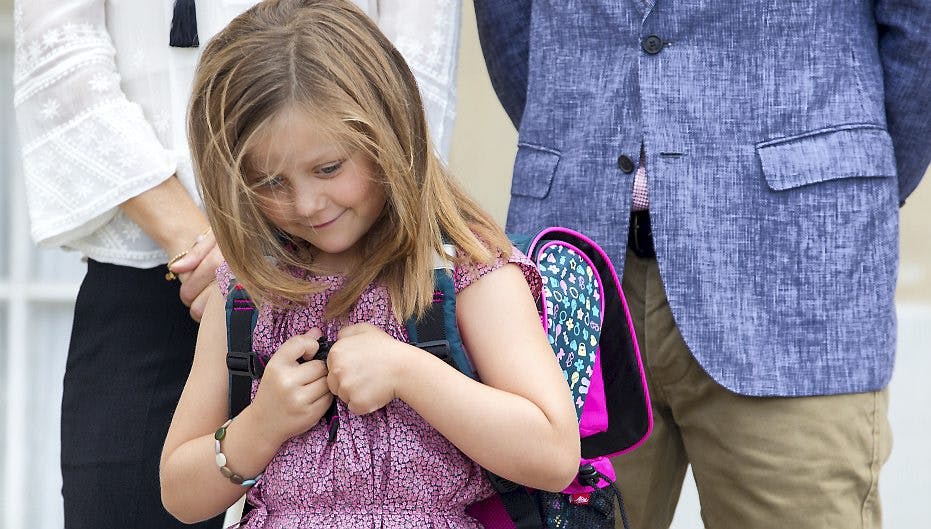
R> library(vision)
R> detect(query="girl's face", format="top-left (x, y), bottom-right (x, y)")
top-left (248, 110), bottom-right (387, 273)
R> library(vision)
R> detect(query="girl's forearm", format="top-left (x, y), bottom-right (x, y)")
top-left (160, 405), bottom-right (283, 523)
top-left (394, 346), bottom-right (579, 492)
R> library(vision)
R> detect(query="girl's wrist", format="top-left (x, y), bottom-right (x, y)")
top-left (209, 414), bottom-right (277, 487)
top-left (391, 342), bottom-right (429, 402)
top-left (214, 419), bottom-right (263, 487)
top-left (237, 403), bottom-right (288, 454)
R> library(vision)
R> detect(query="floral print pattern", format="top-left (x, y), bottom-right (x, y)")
top-left (217, 247), bottom-right (541, 529)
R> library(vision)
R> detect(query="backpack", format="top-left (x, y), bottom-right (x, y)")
top-left (225, 227), bottom-right (653, 529)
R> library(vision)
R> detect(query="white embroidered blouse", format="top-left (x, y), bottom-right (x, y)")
top-left (13, 0), bottom-right (461, 267)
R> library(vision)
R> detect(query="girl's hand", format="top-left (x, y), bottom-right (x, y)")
top-left (168, 230), bottom-right (224, 322)
top-left (326, 323), bottom-right (409, 415)
top-left (250, 328), bottom-right (333, 445)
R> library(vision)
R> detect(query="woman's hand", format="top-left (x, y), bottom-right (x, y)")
top-left (326, 323), bottom-right (411, 415)
top-left (250, 328), bottom-right (334, 445)
top-left (167, 230), bottom-right (224, 321)
top-left (119, 176), bottom-right (222, 321)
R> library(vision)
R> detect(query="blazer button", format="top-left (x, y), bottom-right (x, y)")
top-left (617, 155), bottom-right (635, 173)
top-left (642, 35), bottom-right (665, 54)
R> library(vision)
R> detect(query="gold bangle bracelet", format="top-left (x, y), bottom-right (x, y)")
top-left (164, 251), bottom-right (189, 281)
top-left (164, 227), bottom-right (212, 281)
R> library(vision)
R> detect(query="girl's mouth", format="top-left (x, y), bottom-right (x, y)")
top-left (312, 211), bottom-right (344, 229)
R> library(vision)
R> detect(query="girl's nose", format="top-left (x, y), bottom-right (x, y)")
top-left (291, 180), bottom-right (326, 219)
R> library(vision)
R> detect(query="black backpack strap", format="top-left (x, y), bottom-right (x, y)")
top-left (404, 245), bottom-right (477, 380)
top-left (225, 282), bottom-right (260, 419)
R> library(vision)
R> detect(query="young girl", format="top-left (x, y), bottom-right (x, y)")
top-left (159, 1), bottom-right (579, 527)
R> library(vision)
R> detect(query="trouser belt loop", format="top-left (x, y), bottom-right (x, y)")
top-left (628, 210), bottom-right (656, 259)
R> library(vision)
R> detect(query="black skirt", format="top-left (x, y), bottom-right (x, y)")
top-left (61, 259), bottom-right (223, 529)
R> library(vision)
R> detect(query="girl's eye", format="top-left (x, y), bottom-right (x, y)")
top-left (263, 175), bottom-right (285, 188)
top-left (252, 174), bottom-right (287, 194)
top-left (318, 160), bottom-right (344, 176)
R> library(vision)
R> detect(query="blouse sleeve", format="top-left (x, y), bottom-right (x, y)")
top-left (13, 0), bottom-right (177, 247)
top-left (453, 246), bottom-right (543, 301)
top-left (215, 260), bottom-right (235, 299)
top-left (375, 0), bottom-right (461, 158)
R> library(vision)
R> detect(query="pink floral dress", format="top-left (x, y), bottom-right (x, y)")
top-left (216, 248), bottom-right (542, 529)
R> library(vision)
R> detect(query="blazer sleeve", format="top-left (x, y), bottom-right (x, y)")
top-left (13, 0), bottom-right (176, 246)
top-left (874, 0), bottom-right (931, 203)
top-left (473, 0), bottom-right (531, 129)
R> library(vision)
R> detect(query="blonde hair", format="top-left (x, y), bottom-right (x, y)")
top-left (189, 0), bottom-right (510, 320)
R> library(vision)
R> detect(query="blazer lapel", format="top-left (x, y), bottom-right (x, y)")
top-left (631, 0), bottom-right (656, 19)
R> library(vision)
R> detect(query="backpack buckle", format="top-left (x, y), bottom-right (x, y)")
top-left (417, 339), bottom-right (462, 371)
top-left (416, 339), bottom-right (451, 359)
top-left (577, 464), bottom-right (602, 487)
top-left (227, 350), bottom-right (265, 379)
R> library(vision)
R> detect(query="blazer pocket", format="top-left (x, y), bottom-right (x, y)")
top-left (511, 143), bottom-right (561, 199)
top-left (756, 124), bottom-right (897, 191)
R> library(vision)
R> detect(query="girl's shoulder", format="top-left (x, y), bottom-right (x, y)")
top-left (453, 245), bottom-right (542, 299)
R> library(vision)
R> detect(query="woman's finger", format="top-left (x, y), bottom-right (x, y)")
top-left (326, 371), bottom-right (341, 398)
top-left (168, 229), bottom-right (215, 275)
top-left (178, 245), bottom-right (223, 306)
top-left (293, 359), bottom-right (328, 384)
top-left (336, 323), bottom-right (373, 340)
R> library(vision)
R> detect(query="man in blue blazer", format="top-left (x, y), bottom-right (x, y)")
top-left (474, 1), bottom-right (930, 527)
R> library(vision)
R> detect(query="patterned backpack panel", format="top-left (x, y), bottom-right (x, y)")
top-left (537, 240), bottom-right (602, 420)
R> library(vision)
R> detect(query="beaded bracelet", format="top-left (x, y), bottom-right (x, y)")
top-left (214, 419), bottom-right (263, 487)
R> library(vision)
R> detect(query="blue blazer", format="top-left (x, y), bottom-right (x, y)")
top-left (474, 0), bottom-right (931, 396)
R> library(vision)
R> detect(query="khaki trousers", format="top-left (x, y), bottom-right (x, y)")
top-left (611, 250), bottom-right (892, 529)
